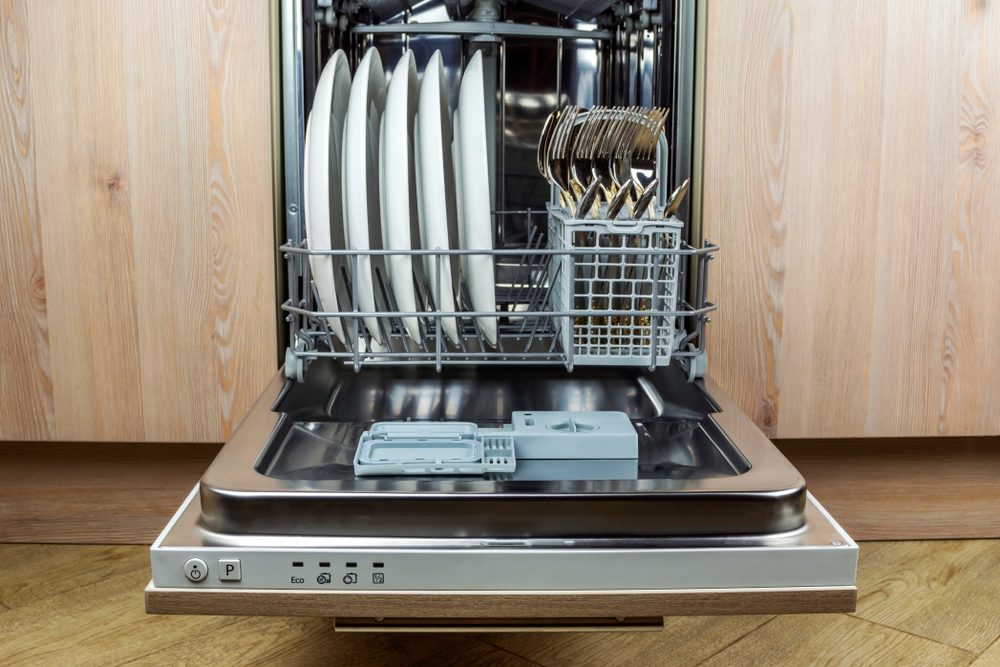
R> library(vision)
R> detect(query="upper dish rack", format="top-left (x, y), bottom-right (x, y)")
top-left (279, 0), bottom-right (713, 379)
top-left (280, 208), bottom-right (716, 378)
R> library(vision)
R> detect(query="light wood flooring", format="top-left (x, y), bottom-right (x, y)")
top-left (1, 541), bottom-right (998, 666)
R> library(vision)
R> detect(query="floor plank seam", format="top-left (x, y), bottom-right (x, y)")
top-left (691, 615), bottom-right (779, 666)
top-left (974, 636), bottom-right (1000, 660)
top-left (848, 616), bottom-right (981, 658)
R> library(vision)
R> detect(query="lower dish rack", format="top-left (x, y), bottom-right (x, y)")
top-left (280, 208), bottom-right (716, 377)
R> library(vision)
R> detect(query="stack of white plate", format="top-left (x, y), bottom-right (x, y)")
top-left (304, 47), bottom-right (497, 350)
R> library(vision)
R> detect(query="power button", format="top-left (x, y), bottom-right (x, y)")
top-left (183, 558), bottom-right (208, 583)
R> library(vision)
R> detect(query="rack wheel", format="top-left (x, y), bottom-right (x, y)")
top-left (284, 348), bottom-right (304, 383)
top-left (687, 348), bottom-right (708, 382)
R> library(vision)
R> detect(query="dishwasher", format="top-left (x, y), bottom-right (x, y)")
top-left (147, 0), bottom-right (857, 630)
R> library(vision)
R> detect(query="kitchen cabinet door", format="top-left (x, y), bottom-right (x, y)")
top-left (702, 0), bottom-right (1000, 438)
top-left (0, 0), bottom-right (277, 442)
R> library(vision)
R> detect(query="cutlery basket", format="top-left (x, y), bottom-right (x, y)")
top-left (547, 207), bottom-right (684, 368)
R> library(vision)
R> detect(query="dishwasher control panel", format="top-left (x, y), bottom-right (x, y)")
top-left (156, 552), bottom-right (398, 590)
top-left (151, 537), bottom-right (856, 592)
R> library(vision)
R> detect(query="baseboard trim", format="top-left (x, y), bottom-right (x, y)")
top-left (0, 441), bottom-right (221, 544)
top-left (777, 437), bottom-right (1000, 541)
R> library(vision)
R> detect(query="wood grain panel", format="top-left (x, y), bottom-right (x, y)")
top-left (27, 0), bottom-right (145, 441)
top-left (702, 0), bottom-right (1000, 438)
top-left (778, 437), bottom-right (1000, 541)
top-left (199, 0), bottom-right (277, 439)
top-left (0, 0), bottom-right (53, 440)
top-left (947, 0), bottom-right (1000, 435)
top-left (488, 615), bottom-right (772, 666)
top-left (0, 0), bottom-right (276, 442)
top-left (0, 441), bottom-right (220, 543)
top-left (973, 638), bottom-right (1000, 667)
top-left (144, 586), bottom-right (857, 618)
top-left (700, 614), bottom-right (973, 667)
top-left (853, 540), bottom-right (1000, 654)
top-left (701, 0), bottom-right (791, 435)
top-left (122, 1), bottom-right (217, 441)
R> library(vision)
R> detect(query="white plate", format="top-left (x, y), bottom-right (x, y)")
top-left (455, 50), bottom-right (498, 347)
top-left (342, 47), bottom-right (387, 345)
top-left (379, 50), bottom-right (423, 345)
top-left (415, 50), bottom-right (461, 346)
top-left (304, 50), bottom-right (351, 345)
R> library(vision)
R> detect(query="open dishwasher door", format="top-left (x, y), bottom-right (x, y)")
top-left (148, 0), bottom-right (856, 626)
top-left (147, 362), bottom-right (856, 623)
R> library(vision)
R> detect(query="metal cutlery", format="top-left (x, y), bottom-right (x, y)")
top-left (569, 108), bottom-right (602, 201)
top-left (545, 106), bottom-right (579, 212)
top-left (606, 179), bottom-right (634, 219)
top-left (632, 177), bottom-right (658, 219)
top-left (576, 177), bottom-right (603, 219)
top-left (662, 178), bottom-right (690, 219)
top-left (536, 108), bottom-right (560, 181)
top-left (627, 108), bottom-right (668, 215)
top-left (537, 105), bottom-right (677, 221)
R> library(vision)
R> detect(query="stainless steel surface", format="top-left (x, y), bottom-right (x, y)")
top-left (332, 618), bottom-right (666, 632)
top-left (151, 486), bottom-right (857, 591)
top-left (547, 106), bottom-right (579, 208)
top-left (606, 179), bottom-right (634, 219)
top-left (671, 0), bottom-right (695, 222)
top-left (352, 21), bottom-right (611, 40)
top-left (167, 487), bottom-right (841, 550)
top-left (196, 363), bottom-right (808, 538)
top-left (575, 177), bottom-right (601, 216)
top-left (520, 0), bottom-right (618, 22)
top-left (547, 105), bottom-right (667, 218)
top-left (663, 177), bottom-right (690, 218)
top-left (281, 0), bottom-right (305, 247)
top-left (634, 177), bottom-right (658, 218)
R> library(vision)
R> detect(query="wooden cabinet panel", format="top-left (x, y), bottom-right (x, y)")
top-left (702, 0), bottom-right (1000, 438)
top-left (0, 0), bottom-right (54, 440)
top-left (0, 0), bottom-right (276, 442)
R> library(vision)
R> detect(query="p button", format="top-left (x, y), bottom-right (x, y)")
top-left (218, 559), bottom-right (242, 581)
top-left (183, 558), bottom-right (208, 583)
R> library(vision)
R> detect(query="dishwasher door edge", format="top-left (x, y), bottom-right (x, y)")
top-left (147, 488), bottom-right (857, 617)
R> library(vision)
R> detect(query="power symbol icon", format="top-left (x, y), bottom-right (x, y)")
top-left (184, 558), bottom-right (208, 583)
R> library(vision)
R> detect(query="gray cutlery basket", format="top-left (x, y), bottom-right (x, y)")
top-left (548, 207), bottom-right (683, 368)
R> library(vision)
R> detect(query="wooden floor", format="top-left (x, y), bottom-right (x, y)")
top-left (1, 541), bottom-right (998, 666)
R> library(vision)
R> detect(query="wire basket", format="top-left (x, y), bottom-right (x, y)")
top-left (548, 207), bottom-right (683, 367)
top-left (279, 209), bottom-right (716, 376)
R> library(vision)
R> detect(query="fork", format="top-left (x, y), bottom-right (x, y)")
top-left (575, 108), bottom-right (622, 217)
top-left (591, 107), bottom-right (631, 204)
top-left (628, 108), bottom-right (668, 218)
top-left (609, 107), bottom-right (644, 214)
top-left (545, 105), bottom-right (579, 212)
top-left (536, 107), bottom-right (560, 182)
top-left (568, 109), bottom-right (598, 201)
